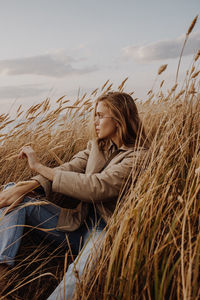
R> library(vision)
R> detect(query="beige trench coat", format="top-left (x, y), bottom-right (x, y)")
top-left (32, 139), bottom-right (145, 231)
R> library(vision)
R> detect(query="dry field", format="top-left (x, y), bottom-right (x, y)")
top-left (0, 17), bottom-right (200, 300)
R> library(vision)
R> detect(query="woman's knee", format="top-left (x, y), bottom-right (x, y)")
top-left (3, 182), bottom-right (16, 190)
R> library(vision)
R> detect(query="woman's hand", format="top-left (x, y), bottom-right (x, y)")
top-left (0, 180), bottom-right (39, 210)
top-left (19, 146), bottom-right (40, 172)
top-left (19, 145), bottom-right (55, 181)
top-left (0, 185), bottom-right (24, 209)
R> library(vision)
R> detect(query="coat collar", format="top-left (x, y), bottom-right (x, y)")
top-left (86, 139), bottom-right (135, 174)
top-left (107, 139), bottom-right (134, 152)
top-left (86, 140), bottom-right (107, 174)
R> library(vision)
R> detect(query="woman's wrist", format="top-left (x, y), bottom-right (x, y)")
top-left (33, 163), bottom-right (55, 181)
top-left (15, 180), bottom-right (40, 194)
top-left (33, 162), bottom-right (43, 173)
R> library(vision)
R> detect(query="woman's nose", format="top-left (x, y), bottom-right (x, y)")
top-left (94, 116), bottom-right (99, 125)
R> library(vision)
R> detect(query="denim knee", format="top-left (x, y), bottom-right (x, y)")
top-left (3, 182), bottom-right (16, 190)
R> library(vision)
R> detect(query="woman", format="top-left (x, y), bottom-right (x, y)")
top-left (0, 92), bottom-right (148, 299)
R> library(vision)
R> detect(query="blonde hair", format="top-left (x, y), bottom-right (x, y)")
top-left (94, 92), bottom-right (149, 149)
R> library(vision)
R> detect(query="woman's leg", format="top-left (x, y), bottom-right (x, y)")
top-left (47, 215), bottom-right (106, 300)
top-left (0, 182), bottom-right (73, 267)
top-left (0, 194), bottom-right (84, 268)
top-left (0, 194), bottom-right (63, 267)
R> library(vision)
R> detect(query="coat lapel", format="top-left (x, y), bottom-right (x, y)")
top-left (86, 140), bottom-right (106, 174)
top-left (85, 140), bottom-right (135, 174)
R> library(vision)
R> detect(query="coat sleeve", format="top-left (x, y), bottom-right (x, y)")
top-left (31, 141), bottom-right (91, 196)
top-left (51, 153), bottom-right (135, 203)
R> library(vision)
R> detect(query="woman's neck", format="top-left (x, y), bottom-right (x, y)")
top-left (111, 138), bottom-right (123, 149)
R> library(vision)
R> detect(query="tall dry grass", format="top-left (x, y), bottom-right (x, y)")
top-left (0, 16), bottom-right (199, 300)
top-left (72, 48), bottom-right (199, 300)
top-left (72, 58), bottom-right (200, 299)
top-left (0, 78), bottom-right (128, 299)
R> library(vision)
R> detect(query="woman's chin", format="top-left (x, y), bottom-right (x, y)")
top-left (96, 132), bottom-right (101, 138)
top-left (97, 134), bottom-right (104, 140)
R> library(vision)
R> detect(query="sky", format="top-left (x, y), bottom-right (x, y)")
top-left (0, 0), bottom-right (199, 114)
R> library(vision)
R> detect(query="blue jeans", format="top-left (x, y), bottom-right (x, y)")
top-left (0, 183), bottom-right (106, 299)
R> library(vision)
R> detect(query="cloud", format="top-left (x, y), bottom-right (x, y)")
top-left (0, 84), bottom-right (48, 99)
top-left (121, 31), bottom-right (200, 62)
top-left (0, 49), bottom-right (98, 77)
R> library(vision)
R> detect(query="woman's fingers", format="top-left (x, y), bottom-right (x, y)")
top-left (18, 150), bottom-right (27, 159)
top-left (18, 146), bottom-right (37, 166)
top-left (19, 146), bottom-right (32, 158)
top-left (0, 194), bottom-right (5, 207)
top-left (0, 190), bottom-right (11, 208)
top-left (18, 147), bottom-right (27, 159)
top-left (0, 187), bottom-right (23, 209)
top-left (18, 146), bottom-right (39, 171)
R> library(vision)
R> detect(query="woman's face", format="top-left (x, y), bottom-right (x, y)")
top-left (94, 101), bottom-right (118, 142)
